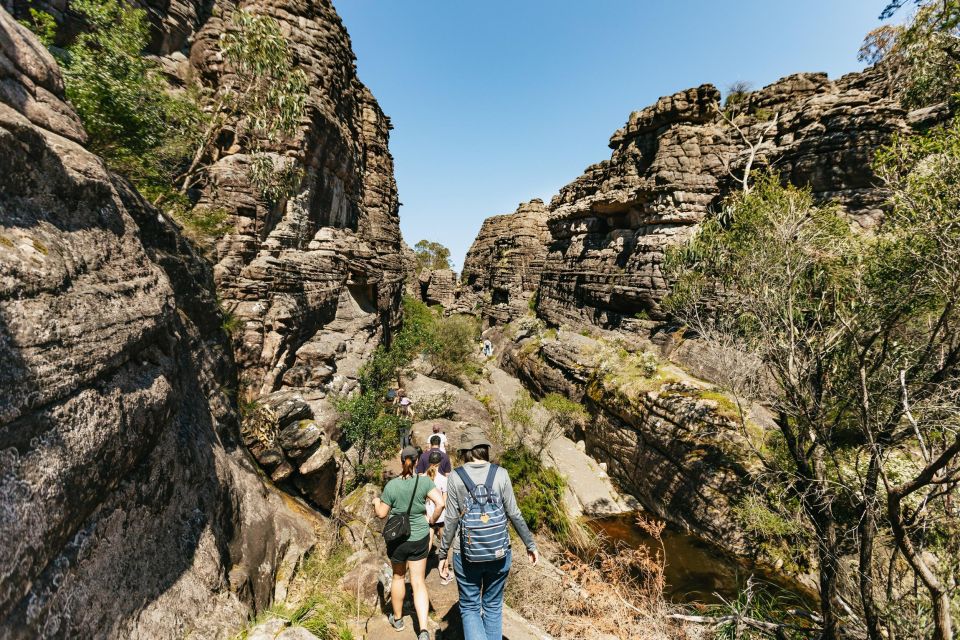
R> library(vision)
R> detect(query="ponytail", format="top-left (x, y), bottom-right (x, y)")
top-left (426, 463), bottom-right (439, 480)
top-left (401, 456), bottom-right (416, 478)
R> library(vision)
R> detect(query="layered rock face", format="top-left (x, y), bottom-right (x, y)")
top-left (536, 72), bottom-right (906, 328)
top-left (187, 0), bottom-right (405, 398)
top-left (0, 11), bottom-right (317, 638)
top-left (10, 0), bottom-right (407, 509)
top-left (191, 0), bottom-right (406, 500)
top-left (460, 199), bottom-right (550, 323)
top-left (462, 71), bottom-right (913, 574)
top-left (418, 267), bottom-right (458, 307)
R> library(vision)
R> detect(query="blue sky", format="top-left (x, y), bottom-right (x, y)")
top-left (337, 0), bottom-right (892, 269)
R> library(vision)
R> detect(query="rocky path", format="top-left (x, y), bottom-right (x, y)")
top-left (471, 356), bottom-right (637, 519)
top-left (357, 563), bottom-right (552, 640)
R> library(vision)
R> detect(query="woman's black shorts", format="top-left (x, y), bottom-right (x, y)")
top-left (387, 535), bottom-right (430, 563)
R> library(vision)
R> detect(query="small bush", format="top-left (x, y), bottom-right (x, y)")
top-left (18, 8), bottom-right (57, 46)
top-left (428, 313), bottom-right (480, 384)
top-left (500, 445), bottom-right (571, 540)
top-left (235, 546), bottom-right (363, 640)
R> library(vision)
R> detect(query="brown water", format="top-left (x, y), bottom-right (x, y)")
top-left (588, 512), bottom-right (814, 607)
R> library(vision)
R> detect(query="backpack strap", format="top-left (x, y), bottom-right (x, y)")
top-left (482, 464), bottom-right (499, 490)
top-left (405, 475), bottom-right (420, 515)
top-left (454, 466), bottom-right (476, 493)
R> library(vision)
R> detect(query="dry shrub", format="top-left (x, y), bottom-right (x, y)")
top-left (506, 514), bottom-right (704, 640)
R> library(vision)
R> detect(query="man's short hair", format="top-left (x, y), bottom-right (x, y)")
top-left (430, 435), bottom-right (441, 446)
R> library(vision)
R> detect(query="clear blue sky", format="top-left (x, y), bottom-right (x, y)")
top-left (336, 0), bottom-right (892, 270)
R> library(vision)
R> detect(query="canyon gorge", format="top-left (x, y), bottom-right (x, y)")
top-left (1, 0), bottom-right (958, 639)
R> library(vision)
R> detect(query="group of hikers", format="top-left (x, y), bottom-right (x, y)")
top-left (375, 422), bottom-right (538, 640)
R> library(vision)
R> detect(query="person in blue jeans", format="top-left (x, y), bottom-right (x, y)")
top-left (437, 428), bottom-right (539, 640)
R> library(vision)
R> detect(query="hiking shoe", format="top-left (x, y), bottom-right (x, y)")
top-left (387, 612), bottom-right (404, 632)
top-left (418, 631), bottom-right (430, 640)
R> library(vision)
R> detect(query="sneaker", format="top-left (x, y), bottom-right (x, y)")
top-left (387, 612), bottom-right (404, 632)
top-left (418, 631), bottom-right (430, 640)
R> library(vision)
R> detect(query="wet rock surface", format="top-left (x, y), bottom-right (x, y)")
top-left (0, 10), bottom-right (318, 637)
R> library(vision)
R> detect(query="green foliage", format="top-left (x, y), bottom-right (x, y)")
top-left (56, 0), bottom-right (308, 247)
top-left (62, 0), bottom-right (203, 172)
top-left (178, 205), bottom-right (232, 240)
top-left (18, 8), bottom-right (57, 46)
top-left (234, 546), bottom-right (362, 640)
top-left (219, 11), bottom-right (308, 143)
top-left (334, 380), bottom-right (409, 483)
top-left (723, 80), bottom-right (752, 117)
top-left (427, 313), bottom-right (481, 384)
top-left (541, 392), bottom-right (588, 435)
top-left (249, 154), bottom-right (304, 205)
top-left (707, 577), bottom-right (813, 640)
top-left (527, 287), bottom-right (540, 312)
top-left (665, 150), bottom-right (960, 636)
top-left (733, 494), bottom-right (803, 538)
top-left (413, 239), bottom-right (452, 272)
top-left (863, 1), bottom-right (960, 108)
top-left (221, 307), bottom-right (243, 337)
top-left (507, 391), bottom-right (536, 439)
top-left (334, 296), bottom-right (445, 481)
top-left (500, 445), bottom-right (571, 540)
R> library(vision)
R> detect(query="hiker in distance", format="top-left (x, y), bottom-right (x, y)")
top-left (416, 434), bottom-right (452, 475)
top-left (376, 446), bottom-right (446, 640)
top-left (437, 428), bottom-right (539, 640)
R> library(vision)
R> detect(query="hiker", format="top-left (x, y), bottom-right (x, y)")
top-left (376, 446), bottom-right (446, 640)
top-left (416, 435), bottom-right (451, 475)
top-left (397, 389), bottom-right (414, 419)
top-left (422, 450), bottom-right (449, 557)
top-left (437, 429), bottom-right (539, 640)
top-left (399, 423), bottom-right (414, 449)
top-left (482, 338), bottom-right (493, 357)
top-left (430, 423), bottom-right (448, 452)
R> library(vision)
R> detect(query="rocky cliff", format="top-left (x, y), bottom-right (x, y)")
top-left (0, 10), bottom-right (321, 638)
top-left (462, 70), bottom-right (922, 577)
top-left (466, 73), bottom-right (908, 331)
top-left (9, 0), bottom-right (407, 510)
top-left (460, 198), bottom-right (550, 324)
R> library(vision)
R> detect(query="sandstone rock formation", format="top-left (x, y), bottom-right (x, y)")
top-left (10, 0), bottom-right (408, 510)
top-left (456, 73), bottom-right (926, 569)
top-left (418, 267), bottom-right (458, 307)
top-left (464, 73), bottom-right (910, 332)
top-left (494, 325), bottom-right (803, 572)
top-left (460, 199), bottom-right (550, 324)
top-left (0, 10), bottom-right (320, 638)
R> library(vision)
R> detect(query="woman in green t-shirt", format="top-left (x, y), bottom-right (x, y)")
top-left (375, 446), bottom-right (445, 640)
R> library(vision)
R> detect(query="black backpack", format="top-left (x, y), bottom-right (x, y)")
top-left (383, 475), bottom-right (420, 543)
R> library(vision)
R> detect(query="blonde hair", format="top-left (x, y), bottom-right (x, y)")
top-left (425, 462), bottom-right (440, 481)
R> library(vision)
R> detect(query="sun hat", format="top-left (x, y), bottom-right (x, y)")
top-left (400, 445), bottom-right (419, 461)
top-left (457, 427), bottom-right (492, 451)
